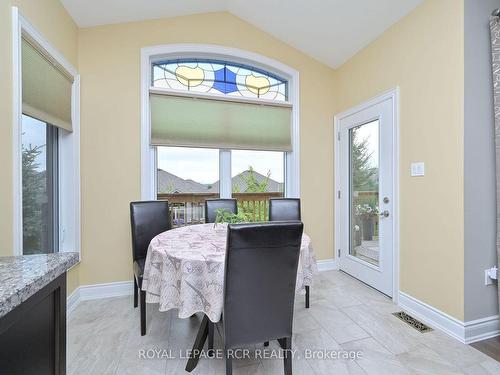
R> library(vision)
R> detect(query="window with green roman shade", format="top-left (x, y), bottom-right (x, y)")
top-left (22, 36), bottom-right (73, 132)
top-left (150, 93), bottom-right (292, 151)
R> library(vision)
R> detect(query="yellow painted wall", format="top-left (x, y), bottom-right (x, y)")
top-left (0, 0), bottom-right (80, 292)
top-left (77, 13), bottom-right (336, 286)
top-left (333, 0), bottom-right (465, 319)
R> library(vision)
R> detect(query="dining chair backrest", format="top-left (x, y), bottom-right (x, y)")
top-left (223, 221), bottom-right (303, 349)
top-left (205, 199), bottom-right (238, 223)
top-left (269, 198), bottom-right (301, 221)
top-left (130, 201), bottom-right (171, 261)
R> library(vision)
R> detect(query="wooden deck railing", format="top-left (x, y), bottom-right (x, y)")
top-left (157, 192), bottom-right (284, 227)
top-left (353, 190), bottom-right (379, 238)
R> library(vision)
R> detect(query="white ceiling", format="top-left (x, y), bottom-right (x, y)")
top-left (61, 0), bottom-right (423, 68)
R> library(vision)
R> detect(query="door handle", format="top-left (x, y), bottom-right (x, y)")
top-left (379, 210), bottom-right (390, 218)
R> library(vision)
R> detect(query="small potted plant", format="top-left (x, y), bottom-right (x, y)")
top-left (214, 209), bottom-right (251, 226)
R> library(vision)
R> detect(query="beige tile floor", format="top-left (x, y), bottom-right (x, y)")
top-left (67, 270), bottom-right (500, 374)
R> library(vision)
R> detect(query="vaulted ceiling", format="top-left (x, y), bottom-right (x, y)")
top-left (61, 0), bottom-right (423, 68)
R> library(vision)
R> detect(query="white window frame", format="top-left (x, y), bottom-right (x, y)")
top-left (12, 7), bottom-right (81, 258)
top-left (140, 44), bottom-right (300, 200)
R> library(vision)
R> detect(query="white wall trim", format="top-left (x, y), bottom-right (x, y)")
top-left (140, 48), bottom-right (155, 200)
top-left (464, 315), bottom-right (500, 344)
top-left (399, 291), bottom-right (465, 342)
top-left (66, 286), bottom-right (81, 315)
top-left (334, 87), bottom-right (400, 302)
top-left (77, 281), bottom-right (134, 300)
top-left (67, 281), bottom-right (134, 315)
top-left (12, 7), bottom-right (22, 255)
top-left (140, 44), bottom-right (300, 200)
top-left (11, 7), bottom-right (81, 258)
top-left (399, 291), bottom-right (500, 344)
top-left (316, 258), bottom-right (339, 271)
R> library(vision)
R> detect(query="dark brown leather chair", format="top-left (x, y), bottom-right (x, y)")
top-left (269, 198), bottom-right (310, 308)
top-left (221, 222), bottom-right (303, 375)
top-left (130, 201), bottom-right (171, 336)
top-left (205, 199), bottom-right (238, 223)
top-left (269, 198), bottom-right (301, 221)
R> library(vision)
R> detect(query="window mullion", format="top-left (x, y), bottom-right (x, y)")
top-left (219, 149), bottom-right (232, 198)
top-left (152, 146), bottom-right (158, 198)
top-left (284, 152), bottom-right (288, 197)
top-left (47, 125), bottom-right (59, 253)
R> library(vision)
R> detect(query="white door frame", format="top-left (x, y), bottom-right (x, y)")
top-left (334, 88), bottom-right (400, 302)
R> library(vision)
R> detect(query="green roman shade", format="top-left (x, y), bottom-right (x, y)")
top-left (150, 93), bottom-right (292, 151)
top-left (22, 36), bottom-right (73, 132)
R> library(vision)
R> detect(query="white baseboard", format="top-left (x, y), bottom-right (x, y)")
top-left (66, 287), bottom-right (81, 315)
top-left (464, 315), bottom-right (500, 344)
top-left (398, 291), bottom-right (500, 344)
top-left (398, 291), bottom-right (465, 341)
top-left (67, 280), bottom-right (133, 315)
top-left (317, 258), bottom-right (339, 271)
top-left (78, 280), bottom-right (134, 300)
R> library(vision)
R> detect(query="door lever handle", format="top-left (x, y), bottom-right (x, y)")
top-left (379, 210), bottom-right (390, 218)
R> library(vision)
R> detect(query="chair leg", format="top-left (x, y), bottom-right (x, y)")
top-left (185, 315), bottom-right (209, 372)
top-left (133, 278), bottom-right (138, 308)
top-left (208, 321), bottom-right (214, 355)
top-left (225, 352), bottom-right (233, 375)
top-left (305, 285), bottom-right (310, 309)
top-left (140, 289), bottom-right (146, 336)
top-left (282, 337), bottom-right (292, 375)
top-left (277, 338), bottom-right (286, 349)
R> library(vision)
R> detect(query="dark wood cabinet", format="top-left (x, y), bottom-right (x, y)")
top-left (0, 273), bottom-right (67, 375)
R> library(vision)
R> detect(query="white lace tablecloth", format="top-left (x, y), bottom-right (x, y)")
top-left (142, 223), bottom-right (318, 322)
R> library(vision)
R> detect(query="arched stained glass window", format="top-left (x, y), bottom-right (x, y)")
top-left (152, 59), bottom-right (288, 102)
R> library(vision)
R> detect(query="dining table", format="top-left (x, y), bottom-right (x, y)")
top-left (141, 222), bottom-right (318, 370)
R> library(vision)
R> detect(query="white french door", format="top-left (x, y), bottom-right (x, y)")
top-left (336, 93), bottom-right (396, 297)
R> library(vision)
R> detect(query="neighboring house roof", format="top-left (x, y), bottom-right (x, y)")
top-left (157, 169), bottom-right (283, 193)
top-left (157, 169), bottom-right (209, 193)
top-left (208, 170), bottom-right (283, 193)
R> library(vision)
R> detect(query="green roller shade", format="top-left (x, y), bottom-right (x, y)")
top-left (22, 36), bottom-right (73, 132)
top-left (150, 94), bottom-right (292, 151)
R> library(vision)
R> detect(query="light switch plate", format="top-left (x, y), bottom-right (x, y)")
top-left (410, 162), bottom-right (425, 177)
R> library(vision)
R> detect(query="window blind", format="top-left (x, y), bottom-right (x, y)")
top-left (22, 36), bottom-right (73, 132)
top-left (150, 93), bottom-right (292, 151)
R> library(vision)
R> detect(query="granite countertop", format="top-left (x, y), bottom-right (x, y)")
top-left (0, 252), bottom-right (79, 318)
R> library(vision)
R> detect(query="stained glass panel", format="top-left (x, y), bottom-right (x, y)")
top-left (152, 59), bottom-right (288, 101)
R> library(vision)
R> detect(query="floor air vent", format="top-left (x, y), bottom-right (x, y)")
top-left (392, 311), bottom-right (433, 333)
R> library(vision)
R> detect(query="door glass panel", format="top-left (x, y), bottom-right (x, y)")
top-left (349, 120), bottom-right (379, 266)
